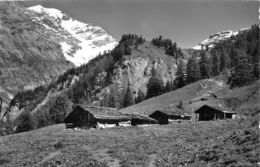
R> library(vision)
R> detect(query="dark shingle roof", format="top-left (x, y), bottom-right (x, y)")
top-left (77, 105), bottom-right (131, 120)
top-left (76, 105), bottom-right (157, 122)
top-left (194, 104), bottom-right (236, 114)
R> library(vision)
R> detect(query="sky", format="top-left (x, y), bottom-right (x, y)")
top-left (22, 0), bottom-right (259, 48)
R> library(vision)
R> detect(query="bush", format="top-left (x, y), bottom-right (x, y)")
top-left (16, 111), bottom-right (35, 133)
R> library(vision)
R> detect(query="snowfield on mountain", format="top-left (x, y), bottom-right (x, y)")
top-left (28, 5), bottom-right (118, 66)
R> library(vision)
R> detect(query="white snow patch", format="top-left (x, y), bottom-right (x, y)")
top-left (192, 28), bottom-right (250, 50)
top-left (28, 5), bottom-right (118, 66)
top-left (28, 5), bottom-right (64, 19)
top-left (193, 45), bottom-right (202, 50)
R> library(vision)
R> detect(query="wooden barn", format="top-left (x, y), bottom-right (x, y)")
top-left (149, 107), bottom-right (191, 125)
top-left (64, 105), bottom-right (131, 129)
top-left (194, 105), bottom-right (236, 121)
top-left (149, 111), bottom-right (169, 125)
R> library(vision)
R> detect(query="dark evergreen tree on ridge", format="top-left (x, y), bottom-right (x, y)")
top-left (219, 47), bottom-right (231, 73)
top-left (186, 56), bottom-right (201, 84)
top-left (136, 90), bottom-right (146, 104)
top-left (146, 68), bottom-right (164, 99)
top-left (199, 51), bottom-right (212, 79)
top-left (175, 59), bottom-right (186, 88)
top-left (228, 50), bottom-right (254, 88)
top-left (164, 81), bottom-right (173, 92)
top-left (211, 53), bottom-right (220, 76)
top-left (123, 82), bottom-right (135, 107)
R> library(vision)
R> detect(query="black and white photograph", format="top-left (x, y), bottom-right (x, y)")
top-left (0, 0), bottom-right (259, 166)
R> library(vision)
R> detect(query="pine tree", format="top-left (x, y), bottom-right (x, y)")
top-left (212, 53), bottom-right (220, 76)
top-left (228, 50), bottom-right (254, 88)
top-left (123, 83), bottom-right (135, 107)
top-left (199, 51), bottom-right (211, 79)
top-left (165, 81), bottom-right (172, 92)
top-left (146, 68), bottom-right (164, 98)
top-left (219, 48), bottom-right (230, 72)
top-left (108, 83), bottom-right (122, 108)
top-left (173, 42), bottom-right (178, 58)
top-left (136, 90), bottom-right (146, 103)
top-left (175, 59), bottom-right (186, 88)
top-left (35, 111), bottom-right (49, 128)
top-left (251, 40), bottom-right (260, 79)
top-left (124, 46), bottom-right (132, 55)
top-left (186, 56), bottom-right (201, 84)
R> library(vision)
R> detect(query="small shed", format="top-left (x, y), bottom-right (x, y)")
top-left (64, 105), bottom-right (131, 129)
top-left (194, 105), bottom-right (236, 121)
top-left (149, 111), bottom-right (169, 125)
top-left (130, 115), bottom-right (158, 126)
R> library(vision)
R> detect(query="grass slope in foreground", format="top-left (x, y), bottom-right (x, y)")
top-left (0, 118), bottom-right (258, 167)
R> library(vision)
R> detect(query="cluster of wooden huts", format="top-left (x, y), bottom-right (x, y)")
top-left (64, 101), bottom-right (236, 129)
top-left (64, 105), bottom-right (157, 129)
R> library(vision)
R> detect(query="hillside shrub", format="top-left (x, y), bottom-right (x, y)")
top-left (48, 94), bottom-right (71, 124)
top-left (16, 110), bottom-right (35, 133)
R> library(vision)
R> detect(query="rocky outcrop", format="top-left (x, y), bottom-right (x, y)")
top-left (95, 42), bottom-right (178, 104)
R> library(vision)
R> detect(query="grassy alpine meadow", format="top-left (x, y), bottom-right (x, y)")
top-left (0, 117), bottom-right (258, 167)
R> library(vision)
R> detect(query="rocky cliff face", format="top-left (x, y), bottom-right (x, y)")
top-left (0, 2), bottom-right (117, 107)
top-left (96, 42), bottom-right (177, 103)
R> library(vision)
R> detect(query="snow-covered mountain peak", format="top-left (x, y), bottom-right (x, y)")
top-left (28, 5), bottom-right (118, 66)
top-left (193, 28), bottom-right (249, 50)
top-left (29, 5), bottom-right (67, 20)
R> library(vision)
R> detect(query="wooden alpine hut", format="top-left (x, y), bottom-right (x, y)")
top-left (64, 105), bottom-right (131, 129)
top-left (194, 104), bottom-right (236, 121)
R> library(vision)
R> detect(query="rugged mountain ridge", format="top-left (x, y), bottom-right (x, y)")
top-left (193, 28), bottom-right (249, 50)
top-left (0, 2), bottom-right (117, 107)
top-left (28, 5), bottom-right (118, 66)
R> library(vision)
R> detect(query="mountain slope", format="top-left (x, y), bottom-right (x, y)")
top-left (119, 78), bottom-right (259, 117)
top-left (119, 78), bottom-right (227, 116)
top-left (28, 5), bottom-right (118, 66)
top-left (0, 2), bottom-right (73, 106)
top-left (0, 2), bottom-right (117, 107)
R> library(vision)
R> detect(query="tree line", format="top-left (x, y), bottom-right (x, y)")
top-left (152, 35), bottom-right (183, 60)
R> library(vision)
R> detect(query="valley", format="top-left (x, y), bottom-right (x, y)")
top-left (0, 1), bottom-right (259, 167)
